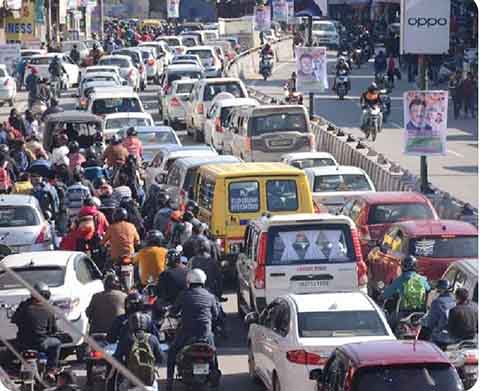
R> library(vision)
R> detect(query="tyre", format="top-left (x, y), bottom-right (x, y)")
top-left (263, 73), bottom-right (267, 81)
top-left (372, 125), bottom-right (378, 141)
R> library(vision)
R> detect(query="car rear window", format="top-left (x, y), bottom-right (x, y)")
top-left (354, 364), bottom-right (461, 391)
top-left (187, 50), bottom-right (213, 59)
top-left (229, 181), bottom-right (259, 213)
top-left (267, 223), bottom-right (354, 265)
top-left (99, 58), bottom-right (129, 68)
top-left (0, 206), bottom-right (39, 227)
top-left (0, 69), bottom-right (6, 78)
top-left (313, 174), bottom-right (372, 192)
top-left (92, 97), bottom-right (142, 115)
top-left (163, 38), bottom-right (181, 46)
top-left (106, 117), bottom-right (150, 129)
top-left (118, 51), bottom-right (140, 63)
top-left (203, 82), bottom-right (245, 101)
top-left (291, 158), bottom-right (336, 169)
top-left (84, 76), bottom-right (115, 84)
top-left (298, 310), bottom-right (388, 338)
top-left (175, 83), bottom-right (194, 94)
top-left (30, 57), bottom-right (51, 65)
top-left (136, 131), bottom-right (178, 145)
top-left (368, 203), bottom-right (434, 224)
top-left (168, 71), bottom-right (202, 84)
top-left (410, 236), bottom-right (478, 258)
top-left (182, 37), bottom-right (197, 46)
top-left (251, 112), bottom-right (307, 136)
top-left (266, 180), bottom-right (298, 211)
top-left (0, 266), bottom-right (65, 290)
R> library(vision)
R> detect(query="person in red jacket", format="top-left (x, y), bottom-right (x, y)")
top-left (78, 197), bottom-right (110, 238)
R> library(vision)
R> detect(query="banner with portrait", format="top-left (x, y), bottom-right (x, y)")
top-left (167, 0), bottom-right (180, 18)
top-left (254, 5), bottom-right (271, 32)
top-left (295, 46), bottom-right (328, 93)
top-left (286, 0), bottom-right (295, 22)
top-left (403, 90), bottom-right (448, 156)
top-left (272, 0), bottom-right (288, 22)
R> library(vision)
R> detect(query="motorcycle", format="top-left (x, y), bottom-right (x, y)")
top-left (259, 55), bottom-right (274, 81)
top-left (118, 257), bottom-right (134, 292)
top-left (395, 312), bottom-right (425, 339)
top-left (363, 105), bottom-right (382, 141)
top-left (335, 69), bottom-right (350, 100)
top-left (84, 333), bottom-right (117, 391)
top-left (283, 83), bottom-right (303, 105)
top-left (445, 339), bottom-right (478, 389)
top-left (375, 72), bottom-right (392, 92)
top-left (352, 48), bottom-right (363, 68)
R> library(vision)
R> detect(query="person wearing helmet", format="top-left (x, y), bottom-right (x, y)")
top-left (166, 269), bottom-right (220, 391)
top-left (65, 166), bottom-right (92, 219)
top-left (333, 56), bottom-right (351, 91)
top-left (68, 141), bottom-right (86, 172)
top-left (133, 230), bottom-right (167, 286)
top-left (48, 55), bottom-right (64, 94)
top-left (41, 97), bottom-right (64, 121)
top-left (107, 291), bottom-right (147, 343)
top-left (156, 247), bottom-right (188, 305)
top-left (374, 49), bottom-right (387, 76)
top-left (69, 44), bottom-right (81, 65)
top-left (359, 82), bottom-right (382, 131)
top-left (102, 207), bottom-right (140, 267)
top-left (31, 172), bottom-right (60, 220)
top-left (422, 279), bottom-right (455, 347)
top-left (103, 134), bottom-right (129, 168)
top-left (182, 222), bottom-right (208, 259)
top-left (122, 127), bottom-right (143, 161)
top-left (189, 239), bottom-right (222, 299)
top-left (448, 287), bottom-right (478, 343)
top-left (11, 282), bottom-right (61, 377)
top-left (153, 194), bottom-right (174, 234)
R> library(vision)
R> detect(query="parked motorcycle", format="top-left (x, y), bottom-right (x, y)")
top-left (259, 55), bottom-right (274, 81)
top-left (363, 105), bottom-right (382, 141)
top-left (335, 69), bottom-right (350, 100)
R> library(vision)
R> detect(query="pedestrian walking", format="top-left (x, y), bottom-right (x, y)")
top-left (448, 71), bottom-right (463, 120)
top-left (462, 72), bottom-right (476, 118)
top-left (387, 54), bottom-right (398, 88)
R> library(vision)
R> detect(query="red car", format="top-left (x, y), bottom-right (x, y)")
top-left (339, 192), bottom-right (438, 260)
top-left (368, 219), bottom-right (478, 287)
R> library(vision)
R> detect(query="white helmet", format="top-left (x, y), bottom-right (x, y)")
top-left (187, 268), bottom-right (207, 285)
top-left (91, 197), bottom-right (101, 208)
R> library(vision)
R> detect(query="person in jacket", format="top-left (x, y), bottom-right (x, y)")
top-left (24, 110), bottom-right (39, 140)
top-left (78, 197), bottom-right (109, 237)
top-left (156, 248), bottom-right (188, 305)
top-left (67, 141), bottom-right (86, 171)
top-left (359, 83), bottom-right (383, 131)
top-left (8, 108), bottom-right (26, 137)
top-left (188, 239), bottom-right (222, 299)
top-left (182, 222), bottom-right (208, 260)
top-left (462, 71), bottom-right (476, 118)
top-left (25, 67), bottom-right (40, 109)
top-left (103, 135), bottom-right (129, 168)
top-left (65, 169), bottom-right (92, 218)
top-left (448, 70), bottom-right (463, 120)
top-left (134, 230), bottom-right (167, 286)
top-left (31, 172), bottom-right (60, 219)
top-left (374, 49), bottom-right (387, 75)
top-left (122, 127), bottom-right (143, 161)
top-left (448, 287), bottom-right (478, 342)
top-left (69, 44), bottom-right (81, 65)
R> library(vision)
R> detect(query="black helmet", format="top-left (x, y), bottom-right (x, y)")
top-left (167, 247), bottom-right (181, 267)
top-left (126, 126), bottom-right (137, 136)
top-left (104, 272), bottom-right (120, 290)
top-left (33, 282), bottom-right (51, 300)
top-left (436, 279), bottom-right (450, 291)
top-left (110, 134), bottom-right (121, 145)
top-left (83, 197), bottom-right (96, 207)
top-left (146, 230), bottom-right (164, 247)
top-left (125, 291), bottom-right (143, 313)
top-left (0, 144), bottom-right (9, 155)
top-left (158, 192), bottom-right (170, 207)
top-left (186, 200), bottom-right (199, 216)
top-left (368, 82), bottom-right (377, 93)
top-left (128, 312), bottom-right (150, 332)
top-left (198, 238), bottom-right (211, 254)
top-left (113, 207), bottom-right (128, 222)
top-left (402, 255), bottom-right (417, 272)
top-left (182, 210), bottom-right (194, 222)
top-left (68, 141), bottom-right (80, 153)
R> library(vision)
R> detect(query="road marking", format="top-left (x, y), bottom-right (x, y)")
top-left (389, 121), bottom-right (403, 129)
top-left (250, 61), bottom-right (293, 87)
top-left (447, 149), bottom-right (464, 157)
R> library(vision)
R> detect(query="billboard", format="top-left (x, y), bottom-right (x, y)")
top-left (295, 46), bottom-right (328, 93)
top-left (403, 90), bottom-right (448, 156)
top-left (254, 5), bottom-right (271, 32)
top-left (294, 0), bottom-right (327, 17)
top-left (167, 0), bottom-right (180, 18)
top-left (0, 44), bottom-right (21, 75)
top-left (272, 0), bottom-right (288, 22)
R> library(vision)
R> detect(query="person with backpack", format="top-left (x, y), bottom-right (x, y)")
top-left (65, 169), bottom-right (91, 220)
top-left (383, 255), bottom-right (431, 330)
top-left (31, 172), bottom-right (60, 219)
top-left (78, 197), bottom-right (109, 238)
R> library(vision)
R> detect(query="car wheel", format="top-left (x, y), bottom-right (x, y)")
top-left (8, 96), bottom-right (15, 107)
top-left (248, 344), bottom-right (262, 384)
top-left (273, 373), bottom-right (281, 391)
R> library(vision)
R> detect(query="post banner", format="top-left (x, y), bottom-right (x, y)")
top-left (272, 0), bottom-right (288, 22)
top-left (254, 5), bottom-right (271, 32)
top-left (294, 0), bottom-right (327, 17)
top-left (35, 0), bottom-right (45, 23)
top-left (295, 46), bottom-right (328, 93)
top-left (5, 3), bottom-right (35, 42)
top-left (286, 0), bottom-right (295, 23)
top-left (0, 44), bottom-right (21, 75)
top-left (403, 91), bottom-right (448, 156)
top-left (167, 0), bottom-right (180, 18)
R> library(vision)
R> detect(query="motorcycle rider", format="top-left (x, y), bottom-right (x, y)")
top-left (107, 291), bottom-right (144, 344)
top-left (260, 42), bottom-right (273, 57)
top-left (103, 134), bottom-right (129, 169)
top-left (48, 56), bottom-right (64, 96)
top-left (448, 287), bottom-right (478, 343)
top-left (332, 56), bottom-right (351, 91)
top-left (134, 230), bottom-right (167, 286)
top-left (189, 239), bottom-right (223, 300)
top-left (12, 282), bottom-right (61, 380)
top-left (166, 269), bottom-right (220, 391)
top-left (89, 43), bottom-right (103, 65)
top-left (360, 83), bottom-right (383, 131)
top-left (182, 222), bottom-right (208, 260)
top-left (122, 126), bottom-right (143, 161)
top-left (69, 44), bottom-right (81, 65)
top-left (374, 49), bottom-right (387, 77)
top-left (31, 172), bottom-right (60, 220)
top-left (156, 247), bottom-right (188, 305)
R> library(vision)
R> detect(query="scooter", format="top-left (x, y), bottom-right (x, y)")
top-left (283, 83), bottom-right (303, 105)
top-left (363, 105), bottom-right (382, 141)
top-left (259, 55), bottom-right (274, 81)
top-left (335, 69), bottom-right (350, 100)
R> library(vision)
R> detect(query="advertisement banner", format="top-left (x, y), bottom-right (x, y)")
top-left (272, 0), bottom-right (288, 22)
top-left (403, 90), bottom-right (448, 156)
top-left (35, 0), bottom-right (45, 23)
top-left (5, 3), bottom-right (35, 42)
top-left (295, 46), bottom-right (328, 93)
top-left (400, 0), bottom-right (450, 54)
top-left (167, 0), bottom-right (180, 18)
top-left (286, 0), bottom-right (295, 23)
top-left (294, 0), bottom-right (327, 17)
top-left (0, 44), bottom-right (21, 75)
top-left (254, 5), bottom-right (271, 32)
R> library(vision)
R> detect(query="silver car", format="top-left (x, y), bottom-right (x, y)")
top-left (163, 79), bottom-right (196, 128)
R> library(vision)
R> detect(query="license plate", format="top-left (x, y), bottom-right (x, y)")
top-left (121, 265), bottom-right (133, 272)
top-left (295, 280), bottom-right (329, 291)
top-left (269, 139), bottom-right (292, 147)
top-left (21, 362), bottom-right (37, 372)
top-left (193, 363), bottom-right (209, 375)
top-left (464, 365), bottom-right (478, 375)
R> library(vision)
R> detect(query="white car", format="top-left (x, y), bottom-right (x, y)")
top-left (26, 53), bottom-right (81, 87)
top-left (138, 41), bottom-right (171, 72)
top-left (78, 72), bottom-right (124, 98)
top-left (0, 251), bottom-right (104, 354)
top-left (0, 65), bottom-right (16, 106)
top-left (185, 46), bottom-right (223, 77)
top-left (113, 48), bottom-right (147, 91)
top-left (103, 112), bottom-right (154, 138)
top-left (98, 55), bottom-right (140, 91)
top-left (172, 54), bottom-right (204, 69)
top-left (246, 292), bottom-right (395, 391)
top-left (312, 20), bottom-right (339, 48)
top-left (304, 165), bottom-right (376, 212)
top-left (281, 152), bottom-right (338, 169)
top-left (62, 40), bottom-right (89, 61)
top-left (163, 79), bottom-right (196, 128)
top-left (82, 65), bottom-right (122, 81)
top-left (136, 46), bottom-right (161, 84)
top-left (204, 97), bottom-right (258, 152)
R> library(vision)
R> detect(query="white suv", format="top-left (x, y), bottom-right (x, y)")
top-left (312, 21), bottom-right (339, 48)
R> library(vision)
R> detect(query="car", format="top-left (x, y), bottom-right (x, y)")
top-left (0, 65), bottom-right (16, 106)
top-left (115, 125), bottom-right (181, 164)
top-left (222, 36), bottom-right (242, 53)
top-left (310, 340), bottom-right (462, 391)
top-left (162, 79), bottom-right (197, 128)
top-left (21, 48), bottom-right (47, 59)
top-left (312, 20), bottom-right (339, 48)
top-left (87, 88), bottom-right (144, 117)
top-left (281, 152), bottom-right (338, 169)
top-left (172, 54), bottom-right (204, 69)
top-left (304, 165), bottom-right (376, 212)
top-left (103, 112), bottom-right (154, 138)
top-left (82, 65), bottom-right (122, 81)
top-left (339, 192), bottom-right (439, 260)
top-left (136, 46), bottom-right (160, 84)
top-left (237, 213), bottom-right (368, 314)
top-left (246, 292), bottom-right (395, 391)
top-left (205, 40), bottom-right (236, 61)
top-left (169, 45), bottom-right (188, 56)
top-left (156, 35), bottom-right (182, 47)
top-left (61, 40), bottom-right (89, 61)
top-left (177, 34), bottom-right (201, 47)
top-left (138, 42), bottom-right (171, 76)
top-left (26, 53), bottom-right (81, 88)
top-left (0, 251), bottom-right (104, 355)
top-left (204, 97), bottom-right (259, 152)
top-left (112, 48), bottom-right (148, 91)
top-left (187, 77), bottom-right (248, 141)
top-left (97, 55), bottom-right (140, 91)
top-left (367, 219), bottom-right (478, 294)
top-left (185, 46), bottom-right (223, 77)
top-left (78, 72), bottom-right (124, 99)
top-left (0, 195), bottom-right (55, 252)
top-left (78, 79), bottom-right (123, 109)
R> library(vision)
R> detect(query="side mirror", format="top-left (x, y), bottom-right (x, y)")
top-left (44, 211), bottom-right (53, 221)
top-left (309, 368), bottom-right (323, 381)
top-left (244, 312), bottom-right (258, 326)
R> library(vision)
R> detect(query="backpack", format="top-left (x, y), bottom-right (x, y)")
top-left (0, 162), bottom-right (12, 192)
top-left (65, 184), bottom-right (89, 210)
top-left (32, 186), bottom-right (54, 214)
top-left (127, 333), bottom-right (156, 386)
top-left (401, 274), bottom-right (426, 310)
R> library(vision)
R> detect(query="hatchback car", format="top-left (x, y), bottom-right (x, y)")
top-left (0, 195), bottom-right (54, 252)
top-left (98, 55), bottom-right (140, 91)
top-left (368, 219), bottom-right (478, 291)
top-left (0, 251), bottom-right (103, 355)
top-left (246, 293), bottom-right (395, 391)
top-left (339, 192), bottom-right (438, 260)
top-left (112, 48), bottom-right (147, 90)
top-left (162, 79), bottom-right (197, 128)
top-left (0, 65), bottom-right (16, 106)
top-left (103, 112), bottom-right (154, 138)
top-left (185, 46), bottom-right (222, 77)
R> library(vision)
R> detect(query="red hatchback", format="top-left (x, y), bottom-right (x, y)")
top-left (339, 192), bottom-right (438, 260)
top-left (368, 219), bottom-right (478, 287)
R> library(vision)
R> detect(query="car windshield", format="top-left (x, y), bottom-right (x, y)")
top-left (267, 223), bottom-right (354, 265)
top-left (354, 364), bottom-right (461, 391)
top-left (175, 83), bottom-right (194, 94)
top-left (368, 203), bottom-right (435, 224)
top-left (203, 83), bottom-right (245, 101)
top-left (410, 236), bottom-right (478, 258)
top-left (92, 98), bottom-right (142, 115)
top-left (292, 158), bottom-right (336, 168)
top-left (168, 71), bottom-right (202, 83)
top-left (298, 310), bottom-right (387, 337)
top-left (252, 112), bottom-right (307, 136)
top-left (182, 37), bottom-right (197, 46)
top-left (0, 206), bottom-right (39, 227)
top-left (0, 69), bottom-right (6, 77)
top-left (266, 179), bottom-right (299, 211)
top-left (136, 131), bottom-right (178, 145)
top-left (99, 58), bottom-right (129, 68)
top-left (313, 23), bottom-right (335, 32)
top-left (83, 76), bottom-right (115, 84)
top-left (187, 50), bottom-right (213, 60)
top-left (106, 117), bottom-right (150, 129)
top-left (0, 266), bottom-right (65, 290)
top-left (314, 174), bottom-right (372, 192)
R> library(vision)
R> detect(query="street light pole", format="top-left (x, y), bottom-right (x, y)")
top-left (307, 15), bottom-right (314, 120)
top-left (418, 54), bottom-right (429, 193)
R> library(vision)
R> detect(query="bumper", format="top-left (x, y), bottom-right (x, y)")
top-left (167, 108), bottom-right (187, 122)
top-left (280, 366), bottom-right (318, 391)
top-left (0, 88), bottom-right (14, 100)
top-left (249, 146), bottom-right (312, 162)
top-left (9, 242), bottom-right (53, 253)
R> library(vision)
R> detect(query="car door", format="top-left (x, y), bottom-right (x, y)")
top-left (237, 224), bottom-right (258, 311)
top-left (231, 115), bottom-right (246, 158)
top-left (73, 255), bottom-right (104, 315)
top-left (204, 103), bottom-right (217, 145)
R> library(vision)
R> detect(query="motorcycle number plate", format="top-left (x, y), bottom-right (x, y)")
top-left (464, 365), bottom-right (478, 374)
top-left (121, 265), bottom-right (133, 272)
top-left (21, 362), bottom-right (37, 372)
top-left (193, 363), bottom-right (209, 375)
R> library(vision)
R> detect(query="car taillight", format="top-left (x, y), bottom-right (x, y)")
top-left (217, 237), bottom-right (226, 252)
top-left (148, 58), bottom-right (155, 66)
top-left (4, 79), bottom-right (11, 86)
top-left (215, 117), bottom-right (223, 133)
top-left (308, 134), bottom-right (315, 149)
top-left (286, 350), bottom-right (326, 365)
top-left (90, 350), bottom-right (103, 359)
top-left (464, 352), bottom-right (478, 365)
top-left (170, 97), bottom-right (181, 107)
top-left (196, 103), bottom-right (204, 114)
top-left (244, 137), bottom-right (251, 152)
top-left (351, 228), bottom-right (368, 286)
top-left (128, 69), bottom-right (134, 79)
top-left (254, 233), bottom-right (267, 289)
top-left (35, 224), bottom-right (50, 244)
